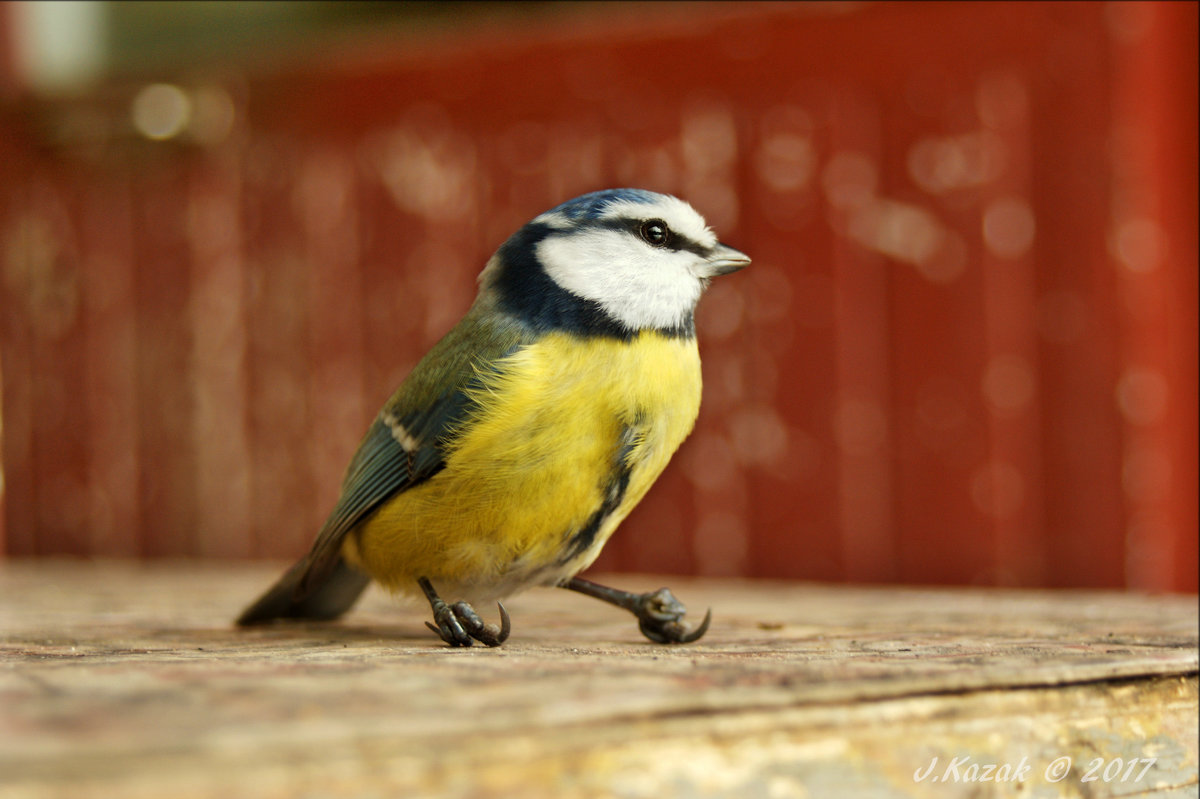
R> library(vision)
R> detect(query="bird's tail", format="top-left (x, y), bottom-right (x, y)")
top-left (236, 555), bottom-right (371, 626)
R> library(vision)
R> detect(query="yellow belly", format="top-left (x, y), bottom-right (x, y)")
top-left (347, 330), bottom-right (702, 600)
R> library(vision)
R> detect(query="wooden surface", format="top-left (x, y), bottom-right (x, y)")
top-left (0, 560), bottom-right (1196, 799)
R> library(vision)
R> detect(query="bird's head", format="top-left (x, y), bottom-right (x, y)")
top-left (483, 189), bottom-right (750, 338)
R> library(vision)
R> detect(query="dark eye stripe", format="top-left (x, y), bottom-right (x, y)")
top-left (590, 217), bottom-right (711, 257)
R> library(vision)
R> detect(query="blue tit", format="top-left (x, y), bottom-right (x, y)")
top-left (237, 188), bottom-right (750, 646)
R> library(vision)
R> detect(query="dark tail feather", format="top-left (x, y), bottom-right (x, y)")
top-left (236, 556), bottom-right (371, 626)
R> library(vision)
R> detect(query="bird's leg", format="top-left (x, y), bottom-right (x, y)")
top-left (417, 577), bottom-right (511, 647)
top-left (562, 576), bottom-right (711, 644)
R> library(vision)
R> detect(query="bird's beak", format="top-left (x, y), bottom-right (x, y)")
top-left (700, 243), bottom-right (751, 278)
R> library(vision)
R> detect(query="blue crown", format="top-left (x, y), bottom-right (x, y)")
top-left (548, 188), bottom-right (662, 222)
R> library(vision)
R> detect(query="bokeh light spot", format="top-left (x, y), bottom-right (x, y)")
top-left (982, 197), bottom-right (1036, 259)
top-left (1110, 217), bottom-right (1165, 274)
top-left (132, 83), bottom-right (191, 140)
top-left (1116, 368), bottom-right (1169, 425)
top-left (982, 354), bottom-right (1037, 413)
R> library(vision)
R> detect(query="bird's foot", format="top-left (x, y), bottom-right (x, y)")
top-left (563, 577), bottom-right (711, 644)
top-left (632, 587), bottom-right (712, 644)
top-left (418, 577), bottom-right (511, 647)
top-left (424, 600), bottom-right (510, 647)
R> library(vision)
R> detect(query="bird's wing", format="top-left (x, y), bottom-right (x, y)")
top-left (293, 307), bottom-right (527, 599)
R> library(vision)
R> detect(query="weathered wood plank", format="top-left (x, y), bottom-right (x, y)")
top-left (1, 560), bottom-right (1196, 798)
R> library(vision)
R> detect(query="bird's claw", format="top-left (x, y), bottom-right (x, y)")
top-left (633, 587), bottom-right (712, 644)
top-left (425, 600), bottom-right (511, 647)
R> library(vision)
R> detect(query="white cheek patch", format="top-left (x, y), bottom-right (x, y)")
top-left (537, 231), bottom-right (704, 331)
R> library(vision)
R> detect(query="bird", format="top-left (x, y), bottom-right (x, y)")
top-left (236, 188), bottom-right (750, 646)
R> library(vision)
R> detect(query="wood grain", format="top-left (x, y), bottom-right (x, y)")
top-left (1, 560), bottom-right (1195, 798)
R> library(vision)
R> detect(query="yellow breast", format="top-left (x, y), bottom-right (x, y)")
top-left (349, 330), bottom-right (702, 600)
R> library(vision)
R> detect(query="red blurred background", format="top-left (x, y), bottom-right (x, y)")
top-left (1, 2), bottom-right (1195, 592)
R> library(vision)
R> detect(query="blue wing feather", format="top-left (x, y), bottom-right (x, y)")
top-left (296, 402), bottom-right (456, 597)
top-left (293, 316), bottom-right (525, 598)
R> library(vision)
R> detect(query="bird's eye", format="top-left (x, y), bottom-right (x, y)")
top-left (639, 219), bottom-right (671, 248)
